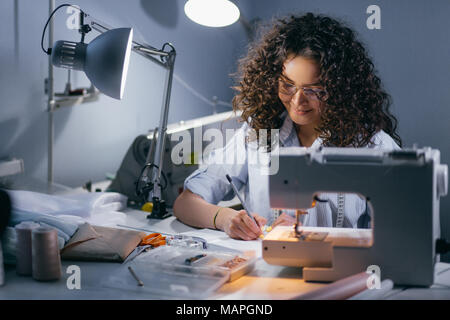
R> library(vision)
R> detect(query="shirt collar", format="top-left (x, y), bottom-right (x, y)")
top-left (279, 111), bottom-right (293, 146)
top-left (278, 111), bottom-right (323, 148)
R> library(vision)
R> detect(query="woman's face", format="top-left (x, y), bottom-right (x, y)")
top-left (278, 55), bottom-right (324, 129)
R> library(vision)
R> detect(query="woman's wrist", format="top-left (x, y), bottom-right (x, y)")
top-left (212, 207), bottom-right (223, 229)
top-left (214, 207), bottom-right (237, 231)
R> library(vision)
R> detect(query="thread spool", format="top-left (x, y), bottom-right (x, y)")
top-left (32, 226), bottom-right (62, 281)
top-left (15, 221), bottom-right (40, 276)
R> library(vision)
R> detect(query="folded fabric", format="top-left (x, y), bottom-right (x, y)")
top-left (2, 190), bottom-right (131, 265)
top-left (61, 192), bottom-right (128, 214)
top-left (60, 223), bottom-right (145, 262)
top-left (56, 211), bottom-right (128, 228)
top-left (9, 209), bottom-right (79, 242)
top-left (7, 190), bottom-right (86, 216)
top-left (6, 190), bottom-right (128, 218)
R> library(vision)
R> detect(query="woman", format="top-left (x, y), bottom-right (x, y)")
top-left (173, 13), bottom-right (401, 240)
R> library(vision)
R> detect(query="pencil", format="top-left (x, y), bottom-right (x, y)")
top-left (225, 174), bottom-right (260, 227)
top-left (128, 266), bottom-right (144, 286)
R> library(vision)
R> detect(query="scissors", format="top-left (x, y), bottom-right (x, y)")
top-left (123, 233), bottom-right (166, 264)
top-left (140, 233), bottom-right (166, 247)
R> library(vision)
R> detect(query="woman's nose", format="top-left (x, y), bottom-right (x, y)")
top-left (292, 88), bottom-right (308, 105)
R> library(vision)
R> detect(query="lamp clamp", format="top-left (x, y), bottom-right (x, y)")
top-left (147, 197), bottom-right (170, 220)
top-left (79, 24), bottom-right (92, 38)
top-left (78, 10), bottom-right (91, 43)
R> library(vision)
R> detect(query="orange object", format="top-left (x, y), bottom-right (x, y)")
top-left (140, 233), bottom-right (166, 247)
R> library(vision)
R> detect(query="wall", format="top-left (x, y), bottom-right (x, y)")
top-left (0, 0), bottom-right (249, 187)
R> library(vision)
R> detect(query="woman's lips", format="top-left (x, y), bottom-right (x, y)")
top-left (294, 109), bottom-right (312, 115)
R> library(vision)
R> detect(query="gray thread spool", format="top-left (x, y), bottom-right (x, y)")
top-left (15, 221), bottom-right (40, 276)
top-left (32, 227), bottom-right (62, 281)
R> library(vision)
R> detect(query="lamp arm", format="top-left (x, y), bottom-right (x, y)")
top-left (84, 11), bottom-right (176, 218)
top-left (150, 46), bottom-right (176, 197)
top-left (143, 46), bottom-right (175, 219)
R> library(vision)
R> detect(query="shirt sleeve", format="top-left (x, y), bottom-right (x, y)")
top-left (183, 123), bottom-right (249, 204)
top-left (368, 130), bottom-right (401, 150)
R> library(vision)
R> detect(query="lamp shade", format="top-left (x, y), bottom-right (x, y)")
top-left (51, 28), bottom-right (133, 100)
top-left (184, 0), bottom-right (240, 27)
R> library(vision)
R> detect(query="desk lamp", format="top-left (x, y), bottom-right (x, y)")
top-left (42, 4), bottom-right (175, 219)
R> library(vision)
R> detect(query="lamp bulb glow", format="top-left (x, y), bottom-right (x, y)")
top-left (184, 0), bottom-right (240, 27)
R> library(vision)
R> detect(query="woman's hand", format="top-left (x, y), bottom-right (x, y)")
top-left (221, 209), bottom-right (267, 241)
top-left (271, 212), bottom-right (297, 228)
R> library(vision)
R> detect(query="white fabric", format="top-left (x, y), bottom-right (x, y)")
top-left (5, 190), bottom-right (128, 244)
top-left (7, 190), bottom-right (127, 218)
top-left (2, 191), bottom-right (130, 265)
top-left (6, 190), bottom-right (128, 227)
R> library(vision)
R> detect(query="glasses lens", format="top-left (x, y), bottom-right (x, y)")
top-left (279, 79), bottom-right (296, 95)
top-left (303, 88), bottom-right (317, 99)
top-left (305, 88), bottom-right (327, 100)
top-left (279, 78), bottom-right (326, 100)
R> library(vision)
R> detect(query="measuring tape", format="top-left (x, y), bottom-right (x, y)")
top-left (336, 193), bottom-right (345, 228)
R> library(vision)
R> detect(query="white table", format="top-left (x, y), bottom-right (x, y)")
top-left (1, 180), bottom-right (450, 299)
top-left (0, 207), bottom-right (328, 300)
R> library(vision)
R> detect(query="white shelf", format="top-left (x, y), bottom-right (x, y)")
top-left (0, 159), bottom-right (24, 177)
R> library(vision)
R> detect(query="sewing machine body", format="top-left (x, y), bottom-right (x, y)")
top-left (263, 147), bottom-right (448, 286)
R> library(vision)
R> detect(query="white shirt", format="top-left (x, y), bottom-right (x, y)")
top-left (184, 113), bottom-right (401, 227)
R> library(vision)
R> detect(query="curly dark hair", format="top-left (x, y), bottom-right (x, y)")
top-left (232, 12), bottom-right (402, 148)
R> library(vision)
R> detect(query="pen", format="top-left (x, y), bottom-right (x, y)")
top-left (225, 174), bottom-right (260, 228)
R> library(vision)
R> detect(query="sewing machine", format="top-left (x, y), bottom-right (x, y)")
top-left (263, 147), bottom-right (448, 286)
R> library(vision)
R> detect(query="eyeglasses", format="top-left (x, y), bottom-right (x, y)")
top-left (278, 76), bottom-right (327, 101)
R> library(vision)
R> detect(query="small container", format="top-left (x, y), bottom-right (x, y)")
top-left (134, 246), bottom-right (256, 282)
top-left (100, 246), bottom-right (257, 299)
top-left (101, 261), bottom-right (229, 299)
top-left (166, 234), bottom-right (207, 249)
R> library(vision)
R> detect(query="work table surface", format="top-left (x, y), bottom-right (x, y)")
top-left (1, 177), bottom-right (449, 300)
